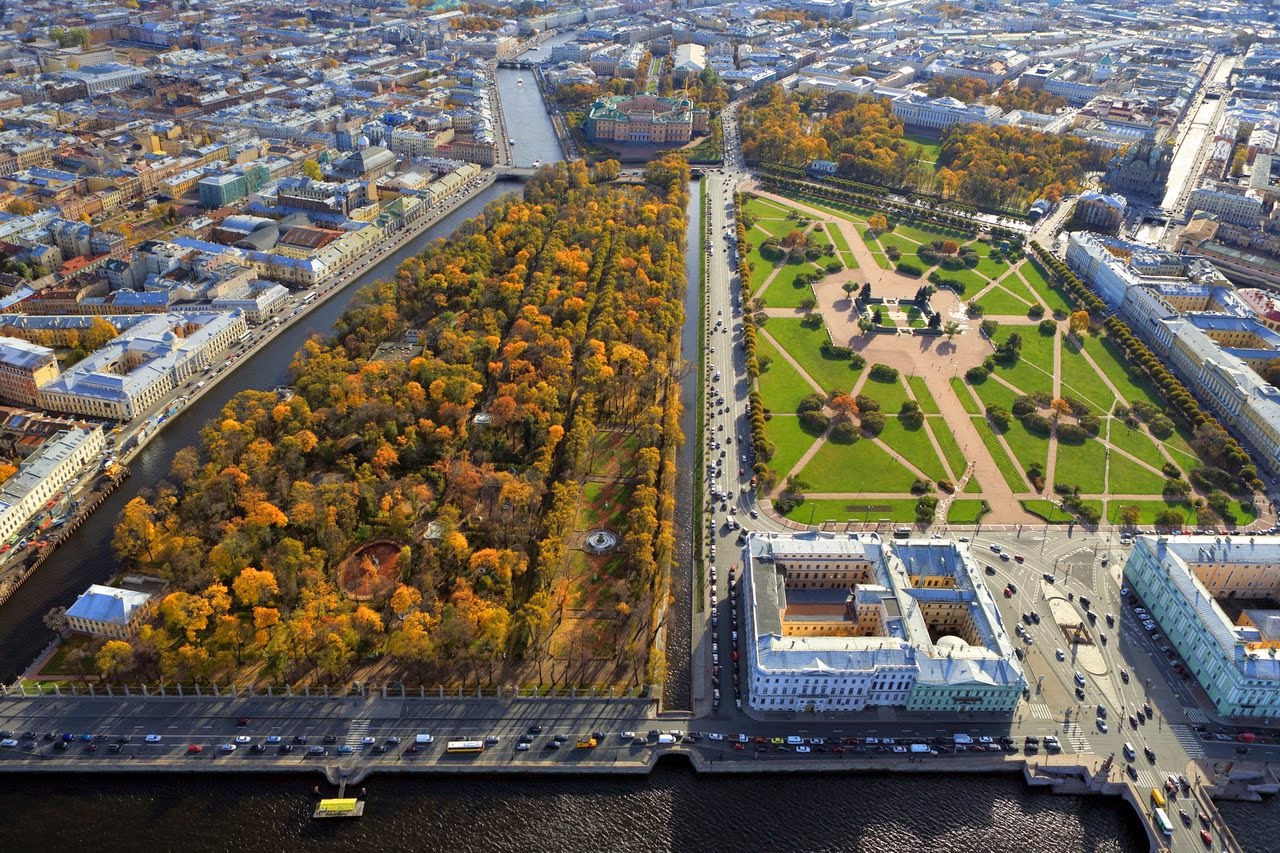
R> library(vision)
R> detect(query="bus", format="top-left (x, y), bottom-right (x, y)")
top-left (1152, 807), bottom-right (1174, 836)
top-left (445, 740), bottom-right (485, 755)
top-left (1150, 787), bottom-right (1166, 808)
top-left (300, 291), bottom-right (319, 304)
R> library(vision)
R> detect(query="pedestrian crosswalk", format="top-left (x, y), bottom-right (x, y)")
top-left (1062, 723), bottom-right (1091, 754)
top-left (345, 718), bottom-right (371, 747)
top-left (1183, 708), bottom-right (1211, 725)
top-left (1134, 769), bottom-right (1162, 789)
top-left (1170, 724), bottom-right (1205, 758)
top-left (1027, 702), bottom-right (1055, 720)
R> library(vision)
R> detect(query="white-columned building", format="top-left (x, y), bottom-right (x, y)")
top-left (0, 426), bottom-right (103, 544)
top-left (743, 533), bottom-right (1025, 715)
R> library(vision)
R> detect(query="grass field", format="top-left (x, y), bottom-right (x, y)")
top-left (950, 377), bottom-right (982, 415)
top-left (1053, 436), bottom-right (1106, 494)
top-left (996, 331), bottom-right (1056, 397)
top-left (1094, 336), bottom-right (1165, 410)
top-left (976, 255), bottom-right (1011, 279)
top-left (1059, 344), bottom-right (1115, 413)
top-left (1106, 499), bottom-right (1257, 527)
top-left (947, 499), bottom-right (988, 524)
top-left (975, 284), bottom-right (1033, 316)
top-left (756, 335), bottom-right (815, 412)
top-left (1105, 452), bottom-right (1169, 495)
top-left (780, 497), bottom-right (922, 524)
top-left (761, 270), bottom-right (817, 309)
top-left (764, 414), bottom-right (820, 480)
top-left (930, 420), bottom-right (969, 481)
top-left (764, 318), bottom-right (862, 394)
top-left (1021, 499), bottom-right (1103, 524)
top-left (1001, 419), bottom-right (1051, 478)
top-left (826, 224), bottom-right (857, 269)
top-left (799, 437), bottom-right (919, 493)
top-left (904, 132), bottom-right (942, 167)
top-left (862, 373), bottom-right (911, 413)
top-left (973, 416), bottom-right (1028, 491)
top-left (971, 376), bottom-right (1022, 414)
top-left (1107, 422), bottom-right (1168, 470)
top-left (879, 419), bottom-right (948, 482)
top-left (907, 375), bottom-right (940, 414)
top-left (1019, 259), bottom-right (1073, 315)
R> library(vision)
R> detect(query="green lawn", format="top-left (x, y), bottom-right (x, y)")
top-left (764, 414), bottom-right (820, 480)
top-left (976, 255), bottom-right (1011, 279)
top-left (947, 499), bottom-right (988, 524)
top-left (973, 416), bottom-right (1028, 491)
top-left (877, 231), bottom-right (922, 256)
top-left (1053, 435), bottom-right (1106, 493)
top-left (1019, 259), bottom-right (1074, 315)
top-left (760, 270), bottom-right (817, 309)
top-left (764, 318), bottom-right (862, 394)
top-left (1095, 336), bottom-right (1165, 410)
top-left (799, 437), bottom-right (919, 493)
top-left (747, 242), bottom-right (778, 292)
top-left (950, 377), bottom-right (982, 415)
top-left (1022, 499), bottom-right (1102, 524)
top-left (780, 497), bottom-right (922, 524)
top-left (939, 266), bottom-right (990, 292)
top-left (579, 481), bottom-right (629, 530)
top-left (1001, 419), bottom-right (1051, 478)
top-left (996, 269), bottom-right (1043, 305)
top-left (756, 335), bottom-right (815, 412)
top-left (972, 377), bottom-right (1022, 415)
top-left (930, 419), bottom-right (969, 481)
top-left (964, 475), bottom-right (982, 494)
top-left (896, 222), bottom-right (967, 245)
top-left (826, 224), bottom-right (857, 269)
top-left (1105, 452), bottom-right (1170, 495)
top-left (907, 375), bottom-right (940, 414)
top-left (905, 306), bottom-right (927, 328)
top-left (879, 418), bottom-right (948, 482)
top-left (904, 132), bottom-right (942, 166)
top-left (1107, 421), bottom-right (1168, 470)
top-left (1058, 344), bottom-right (1116, 414)
top-left (996, 331), bottom-right (1056, 397)
top-left (1106, 498), bottom-right (1257, 527)
top-left (975, 284), bottom-right (1033, 316)
top-left (868, 248), bottom-right (893, 270)
top-left (861, 374), bottom-right (911, 414)
top-left (784, 193), bottom-right (875, 227)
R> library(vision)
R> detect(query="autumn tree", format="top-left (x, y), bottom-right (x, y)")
top-left (301, 159), bottom-right (323, 180)
top-left (232, 567), bottom-right (279, 607)
top-left (96, 639), bottom-right (134, 680)
top-left (1069, 310), bottom-right (1090, 335)
top-left (868, 213), bottom-right (887, 233)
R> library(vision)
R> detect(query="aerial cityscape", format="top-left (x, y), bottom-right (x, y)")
top-left (0, 0), bottom-right (1278, 850)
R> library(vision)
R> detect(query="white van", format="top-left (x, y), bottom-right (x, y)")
top-left (1123, 742), bottom-right (1136, 760)
top-left (909, 743), bottom-right (931, 754)
top-left (953, 733), bottom-right (973, 744)
top-left (657, 734), bottom-right (677, 745)
top-left (415, 733), bottom-right (434, 745)
top-left (785, 735), bottom-right (804, 745)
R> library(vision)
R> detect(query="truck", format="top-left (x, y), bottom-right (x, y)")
top-left (656, 734), bottom-right (677, 745)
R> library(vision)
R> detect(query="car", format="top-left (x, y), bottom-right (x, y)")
top-left (1143, 702), bottom-right (1153, 717)
top-left (115, 735), bottom-right (131, 744)
top-left (1007, 582), bottom-right (1018, 593)
top-left (323, 734), bottom-right (338, 744)
top-left (187, 744), bottom-right (203, 754)
top-left (0, 738), bottom-right (17, 748)
top-left (293, 736), bottom-right (310, 744)
top-left (266, 735), bottom-right (282, 744)
top-left (985, 565), bottom-right (997, 575)
top-left (338, 745), bottom-right (354, 755)
top-left (1055, 648), bottom-right (1066, 661)
top-left (404, 745), bottom-right (419, 754)
top-left (1014, 554), bottom-right (1025, 563)
top-left (53, 741), bottom-right (67, 751)
top-left (107, 742), bottom-right (122, 753)
top-left (1075, 686), bottom-right (1086, 700)
top-left (219, 743), bottom-right (237, 753)
top-left (234, 735), bottom-right (251, 744)
top-left (386, 736), bottom-right (401, 745)
top-left (1097, 720), bottom-right (1108, 733)
top-left (361, 736), bottom-right (377, 746)
top-left (1000, 553), bottom-right (1011, 562)
top-left (277, 744), bottom-right (294, 754)
top-left (1144, 746), bottom-right (1156, 762)
top-left (708, 733), bottom-right (725, 741)
top-left (1014, 648), bottom-right (1025, 660)
top-left (795, 745), bottom-right (811, 753)
top-left (527, 725), bottom-right (543, 735)
top-left (486, 735), bottom-right (502, 746)
top-left (1097, 705), bottom-right (1108, 719)
top-left (515, 742), bottom-right (530, 752)
top-left (236, 717), bottom-right (250, 727)
top-left (145, 734), bottom-right (163, 743)
top-left (251, 743), bottom-right (266, 753)
top-left (307, 746), bottom-right (326, 756)
top-left (1074, 671), bottom-right (1086, 686)
top-left (1120, 669), bottom-right (1129, 683)
top-left (545, 741), bottom-right (561, 750)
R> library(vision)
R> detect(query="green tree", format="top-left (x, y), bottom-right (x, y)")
top-left (301, 159), bottom-right (323, 180)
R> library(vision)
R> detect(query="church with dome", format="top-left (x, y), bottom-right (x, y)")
top-left (742, 532), bottom-right (1026, 714)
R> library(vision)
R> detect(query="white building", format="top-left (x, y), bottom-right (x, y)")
top-left (66, 584), bottom-right (153, 638)
top-left (743, 533), bottom-right (1025, 715)
top-left (1187, 183), bottom-right (1266, 228)
top-left (890, 93), bottom-right (1004, 132)
top-left (0, 426), bottom-right (103, 545)
top-left (39, 311), bottom-right (247, 421)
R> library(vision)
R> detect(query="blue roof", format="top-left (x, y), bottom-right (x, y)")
top-left (66, 585), bottom-right (152, 626)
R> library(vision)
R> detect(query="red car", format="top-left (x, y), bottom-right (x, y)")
top-left (187, 745), bottom-right (202, 754)
top-left (1003, 587), bottom-right (1013, 598)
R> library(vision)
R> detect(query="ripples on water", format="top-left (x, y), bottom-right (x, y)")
top-left (0, 765), bottom-right (1148, 853)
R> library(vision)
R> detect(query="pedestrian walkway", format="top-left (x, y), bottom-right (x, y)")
top-left (1183, 707), bottom-right (1211, 725)
top-left (345, 718), bottom-right (372, 747)
top-left (1134, 768), bottom-right (1163, 789)
top-left (1062, 722), bottom-right (1091, 754)
top-left (1169, 724), bottom-right (1205, 758)
top-left (1027, 702), bottom-right (1056, 720)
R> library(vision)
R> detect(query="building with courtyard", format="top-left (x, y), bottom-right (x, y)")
top-left (1123, 535), bottom-right (1280, 719)
top-left (743, 532), bottom-right (1025, 714)
top-left (584, 94), bottom-right (709, 145)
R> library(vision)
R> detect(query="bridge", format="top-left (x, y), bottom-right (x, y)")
top-left (493, 165), bottom-right (540, 179)
top-left (496, 59), bottom-right (540, 70)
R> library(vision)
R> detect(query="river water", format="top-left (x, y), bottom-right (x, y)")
top-left (0, 59), bottom-right (1265, 852)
